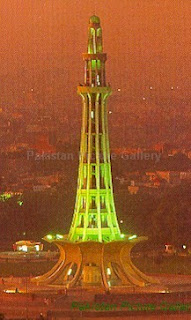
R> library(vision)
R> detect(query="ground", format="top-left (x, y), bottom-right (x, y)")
top-left (1, 274), bottom-right (191, 318)
top-left (1, 252), bottom-right (191, 318)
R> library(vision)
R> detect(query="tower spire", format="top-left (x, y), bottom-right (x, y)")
top-left (88, 16), bottom-right (102, 54)
top-left (68, 17), bottom-right (121, 242)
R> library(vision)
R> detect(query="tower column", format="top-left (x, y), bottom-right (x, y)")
top-left (95, 93), bottom-right (102, 241)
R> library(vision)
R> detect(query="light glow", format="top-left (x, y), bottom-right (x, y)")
top-left (128, 235), bottom-right (137, 240)
top-left (21, 245), bottom-right (28, 252)
top-left (47, 234), bottom-right (53, 240)
top-left (67, 268), bottom-right (72, 276)
top-left (107, 267), bottom-right (111, 275)
top-left (35, 245), bottom-right (40, 251)
top-left (56, 234), bottom-right (64, 239)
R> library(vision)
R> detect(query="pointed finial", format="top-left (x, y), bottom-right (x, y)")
top-left (89, 15), bottom-right (100, 25)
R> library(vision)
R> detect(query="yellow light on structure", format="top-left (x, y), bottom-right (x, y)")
top-left (67, 268), bottom-right (72, 276)
top-left (4, 289), bottom-right (17, 294)
top-left (183, 245), bottom-right (186, 250)
top-left (128, 235), bottom-right (137, 240)
top-left (56, 234), bottom-right (64, 239)
top-left (35, 245), bottom-right (40, 251)
top-left (17, 200), bottom-right (23, 206)
top-left (107, 268), bottom-right (111, 275)
top-left (22, 245), bottom-right (28, 252)
top-left (46, 234), bottom-right (53, 240)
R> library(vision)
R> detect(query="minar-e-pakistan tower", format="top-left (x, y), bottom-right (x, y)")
top-left (33, 16), bottom-right (158, 289)
top-left (68, 15), bottom-right (121, 243)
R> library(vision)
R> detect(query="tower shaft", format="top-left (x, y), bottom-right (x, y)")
top-left (68, 16), bottom-right (121, 242)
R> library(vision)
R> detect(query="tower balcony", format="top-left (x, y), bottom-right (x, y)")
top-left (82, 53), bottom-right (107, 61)
top-left (73, 227), bottom-right (120, 236)
top-left (77, 86), bottom-right (112, 95)
top-left (79, 189), bottom-right (108, 195)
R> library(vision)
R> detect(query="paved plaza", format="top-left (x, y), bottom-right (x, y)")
top-left (1, 274), bottom-right (191, 318)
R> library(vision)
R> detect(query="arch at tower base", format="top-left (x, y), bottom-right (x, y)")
top-left (31, 236), bottom-right (159, 289)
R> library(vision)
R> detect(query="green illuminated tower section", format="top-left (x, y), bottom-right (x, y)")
top-left (68, 16), bottom-right (121, 242)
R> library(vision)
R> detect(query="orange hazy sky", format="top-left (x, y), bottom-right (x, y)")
top-left (0, 0), bottom-right (190, 108)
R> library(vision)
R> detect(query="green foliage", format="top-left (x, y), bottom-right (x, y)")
top-left (133, 255), bottom-right (191, 275)
top-left (151, 183), bottom-right (191, 244)
top-left (0, 188), bottom-right (73, 240)
top-left (0, 261), bottom-right (55, 277)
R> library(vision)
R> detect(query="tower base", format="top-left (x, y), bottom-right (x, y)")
top-left (32, 236), bottom-right (159, 289)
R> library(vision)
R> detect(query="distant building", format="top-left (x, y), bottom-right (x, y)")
top-left (153, 142), bottom-right (176, 155)
top-left (156, 171), bottom-right (181, 185)
top-left (13, 240), bottom-right (43, 252)
top-left (128, 184), bottom-right (139, 195)
top-left (187, 151), bottom-right (191, 160)
top-left (180, 171), bottom-right (191, 181)
top-left (33, 184), bottom-right (51, 192)
top-left (127, 171), bottom-right (168, 195)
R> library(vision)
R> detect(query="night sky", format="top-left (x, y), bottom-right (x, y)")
top-left (0, 0), bottom-right (190, 145)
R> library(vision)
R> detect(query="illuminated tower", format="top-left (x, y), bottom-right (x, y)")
top-left (68, 16), bottom-right (121, 242)
top-left (32, 16), bottom-right (159, 289)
